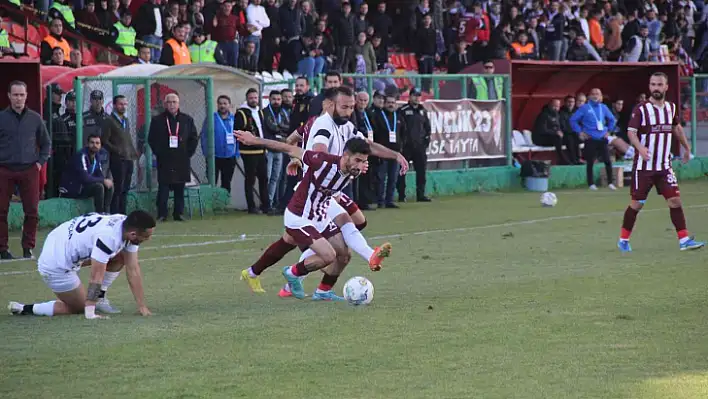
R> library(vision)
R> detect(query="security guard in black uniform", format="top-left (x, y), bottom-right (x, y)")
top-left (54, 91), bottom-right (78, 196)
top-left (82, 90), bottom-right (110, 176)
top-left (398, 89), bottom-right (431, 202)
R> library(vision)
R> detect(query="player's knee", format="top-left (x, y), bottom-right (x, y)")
top-left (334, 212), bottom-right (352, 227)
top-left (319, 248), bottom-right (337, 265)
top-left (283, 234), bottom-right (297, 245)
top-left (667, 196), bottom-right (682, 208)
top-left (350, 210), bottom-right (366, 227)
top-left (336, 251), bottom-right (351, 266)
top-left (630, 200), bottom-right (645, 211)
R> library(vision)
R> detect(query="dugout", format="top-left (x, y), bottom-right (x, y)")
top-left (510, 61), bottom-right (681, 130)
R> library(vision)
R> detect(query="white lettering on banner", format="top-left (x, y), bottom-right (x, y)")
top-left (427, 138), bottom-right (479, 156)
top-left (429, 110), bottom-right (494, 135)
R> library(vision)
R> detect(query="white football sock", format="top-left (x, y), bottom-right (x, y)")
top-left (299, 249), bottom-right (315, 262)
top-left (101, 272), bottom-right (120, 293)
top-left (340, 222), bottom-right (375, 261)
top-left (32, 301), bottom-right (55, 316)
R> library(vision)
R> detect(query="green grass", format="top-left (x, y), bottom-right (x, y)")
top-left (2, 182), bottom-right (708, 399)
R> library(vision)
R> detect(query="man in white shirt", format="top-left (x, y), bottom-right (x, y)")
top-left (245, 0), bottom-right (270, 69)
top-left (8, 211), bottom-right (156, 319)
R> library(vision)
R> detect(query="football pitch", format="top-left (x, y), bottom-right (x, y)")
top-left (2, 181), bottom-right (708, 399)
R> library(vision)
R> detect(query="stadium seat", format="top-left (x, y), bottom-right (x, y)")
top-left (261, 70), bottom-right (272, 80)
top-left (282, 70), bottom-right (293, 80)
top-left (271, 71), bottom-right (284, 81)
top-left (390, 53), bottom-right (403, 69)
top-left (82, 48), bottom-right (96, 65)
top-left (406, 53), bottom-right (418, 70)
top-left (25, 44), bottom-right (38, 58)
top-left (27, 25), bottom-right (41, 45)
top-left (253, 72), bottom-right (262, 81)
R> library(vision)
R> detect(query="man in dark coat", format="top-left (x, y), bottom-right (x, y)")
top-left (148, 93), bottom-right (199, 221)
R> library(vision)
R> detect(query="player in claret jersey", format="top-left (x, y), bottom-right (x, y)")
top-left (618, 72), bottom-right (704, 252)
top-left (235, 129), bottom-right (376, 300)
top-left (8, 211), bottom-right (156, 319)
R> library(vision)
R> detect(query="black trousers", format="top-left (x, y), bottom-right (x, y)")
top-left (533, 134), bottom-right (576, 164)
top-left (397, 146), bottom-right (428, 200)
top-left (563, 134), bottom-right (580, 164)
top-left (215, 156), bottom-right (237, 193)
top-left (242, 153), bottom-right (269, 212)
top-left (279, 174), bottom-right (299, 211)
top-left (584, 139), bottom-right (613, 186)
top-left (110, 158), bottom-right (133, 214)
top-left (79, 183), bottom-right (113, 214)
top-left (157, 182), bottom-right (185, 218)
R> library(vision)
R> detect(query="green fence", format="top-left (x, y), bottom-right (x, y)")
top-left (683, 75), bottom-right (708, 156)
top-left (71, 76), bottom-right (215, 193)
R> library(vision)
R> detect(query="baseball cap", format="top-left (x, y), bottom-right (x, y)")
top-left (65, 91), bottom-right (76, 101)
top-left (90, 90), bottom-right (104, 100)
top-left (409, 88), bottom-right (421, 97)
top-left (373, 90), bottom-right (385, 99)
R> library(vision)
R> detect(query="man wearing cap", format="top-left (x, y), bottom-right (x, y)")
top-left (44, 84), bottom-right (64, 123)
top-left (102, 95), bottom-right (138, 214)
top-left (189, 29), bottom-right (222, 64)
top-left (470, 60), bottom-right (503, 101)
top-left (398, 89), bottom-right (431, 202)
top-left (111, 10), bottom-right (138, 57)
top-left (83, 90), bottom-right (111, 177)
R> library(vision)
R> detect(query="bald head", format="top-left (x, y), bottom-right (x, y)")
top-left (356, 92), bottom-right (369, 110)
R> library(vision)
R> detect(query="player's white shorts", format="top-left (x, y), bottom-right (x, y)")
top-left (284, 209), bottom-right (339, 247)
top-left (326, 198), bottom-right (347, 220)
top-left (37, 229), bottom-right (81, 293)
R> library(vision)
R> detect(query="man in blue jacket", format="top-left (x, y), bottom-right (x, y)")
top-left (202, 95), bottom-right (238, 193)
top-left (570, 88), bottom-right (617, 190)
top-left (59, 134), bottom-right (114, 213)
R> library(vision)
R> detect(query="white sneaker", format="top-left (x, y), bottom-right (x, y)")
top-left (608, 184), bottom-right (617, 191)
top-left (96, 298), bottom-right (121, 314)
top-left (8, 301), bottom-right (23, 315)
top-left (589, 184), bottom-right (598, 191)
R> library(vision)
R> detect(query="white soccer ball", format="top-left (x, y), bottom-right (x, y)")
top-left (540, 192), bottom-right (558, 207)
top-left (343, 276), bottom-right (374, 306)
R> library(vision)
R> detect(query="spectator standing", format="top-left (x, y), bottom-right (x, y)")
top-left (0, 81), bottom-right (51, 260)
top-left (82, 90), bottom-right (111, 175)
top-left (160, 23), bottom-right (192, 65)
top-left (235, 88), bottom-right (269, 214)
top-left (59, 134), bottom-right (114, 214)
top-left (511, 31), bottom-right (537, 59)
top-left (289, 76), bottom-right (313, 132)
top-left (245, 0), bottom-right (270, 68)
top-left (370, 1), bottom-right (392, 47)
top-left (262, 90), bottom-right (289, 212)
top-left (281, 88), bottom-right (293, 114)
top-left (260, 0), bottom-right (281, 72)
top-left (102, 95), bottom-right (137, 214)
top-left (210, 0), bottom-right (240, 68)
top-left (41, 19), bottom-right (71, 64)
top-left (470, 60), bottom-right (503, 100)
top-left (397, 89), bottom-right (431, 202)
top-left (148, 93), bottom-right (199, 221)
top-left (309, 71), bottom-right (341, 117)
top-left (415, 14), bottom-right (438, 93)
top-left (588, 9), bottom-right (605, 56)
top-left (559, 95), bottom-right (581, 164)
top-left (373, 95), bottom-right (402, 209)
top-left (279, 0), bottom-right (305, 42)
top-left (202, 95), bottom-right (238, 193)
top-left (134, 0), bottom-right (164, 62)
top-left (623, 24), bottom-right (651, 62)
top-left (52, 91), bottom-right (77, 196)
top-left (566, 32), bottom-right (592, 61)
top-left (352, 31), bottom-right (376, 75)
top-left (49, 0), bottom-right (77, 30)
top-left (77, 1), bottom-right (103, 43)
top-left (570, 88), bottom-right (617, 191)
top-left (333, 1), bottom-right (356, 72)
top-left (354, 2), bottom-right (370, 36)
top-left (545, 1), bottom-right (566, 60)
top-left (352, 91), bottom-right (376, 210)
top-left (448, 38), bottom-right (471, 73)
top-left (238, 40), bottom-right (259, 72)
top-left (487, 20), bottom-right (515, 59)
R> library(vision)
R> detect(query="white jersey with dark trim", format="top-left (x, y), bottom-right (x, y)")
top-left (303, 113), bottom-right (365, 174)
top-left (40, 213), bottom-right (138, 271)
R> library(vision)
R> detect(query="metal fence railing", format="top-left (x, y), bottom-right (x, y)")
top-left (72, 76), bottom-right (215, 193)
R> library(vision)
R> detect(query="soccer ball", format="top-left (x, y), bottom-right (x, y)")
top-left (343, 276), bottom-right (374, 306)
top-left (540, 192), bottom-right (558, 207)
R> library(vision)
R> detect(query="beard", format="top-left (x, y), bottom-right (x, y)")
top-left (651, 90), bottom-right (665, 100)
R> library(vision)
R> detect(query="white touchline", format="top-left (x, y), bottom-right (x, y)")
top-left (0, 203), bottom-right (707, 277)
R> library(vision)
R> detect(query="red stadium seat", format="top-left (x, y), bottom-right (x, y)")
top-left (406, 53), bottom-right (418, 70)
top-left (390, 53), bottom-right (403, 69)
top-left (10, 23), bottom-right (25, 39)
top-left (82, 48), bottom-right (96, 65)
top-left (25, 44), bottom-right (39, 58)
top-left (27, 25), bottom-right (41, 45)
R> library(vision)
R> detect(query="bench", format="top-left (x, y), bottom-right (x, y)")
top-left (512, 130), bottom-right (585, 163)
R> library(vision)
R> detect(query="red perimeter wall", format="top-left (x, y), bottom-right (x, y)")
top-left (511, 61), bottom-right (681, 130)
top-left (0, 59), bottom-right (42, 113)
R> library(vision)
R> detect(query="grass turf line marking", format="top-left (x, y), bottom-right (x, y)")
top-left (2, 203), bottom-right (707, 277)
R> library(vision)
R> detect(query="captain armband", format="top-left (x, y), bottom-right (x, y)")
top-left (86, 282), bottom-right (102, 301)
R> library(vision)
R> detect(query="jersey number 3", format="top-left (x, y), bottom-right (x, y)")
top-left (76, 215), bottom-right (103, 234)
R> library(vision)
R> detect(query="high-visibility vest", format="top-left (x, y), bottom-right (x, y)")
top-left (511, 42), bottom-right (535, 57)
top-left (166, 38), bottom-right (191, 65)
top-left (113, 22), bottom-right (137, 56)
top-left (471, 76), bottom-right (504, 100)
top-left (189, 40), bottom-right (217, 63)
top-left (43, 35), bottom-right (71, 61)
top-left (8, 0), bottom-right (21, 6)
top-left (50, 3), bottom-right (76, 29)
top-left (0, 30), bottom-right (9, 49)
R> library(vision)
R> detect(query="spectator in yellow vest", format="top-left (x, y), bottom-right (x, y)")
top-left (111, 11), bottom-right (138, 57)
top-left (48, 0), bottom-right (77, 31)
top-left (0, 27), bottom-right (13, 57)
top-left (189, 29), bottom-right (224, 64)
top-left (160, 23), bottom-right (192, 65)
top-left (41, 19), bottom-right (72, 64)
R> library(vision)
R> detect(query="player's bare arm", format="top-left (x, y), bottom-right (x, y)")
top-left (86, 258), bottom-right (109, 319)
top-left (123, 251), bottom-right (151, 316)
top-left (627, 128), bottom-right (650, 160)
top-left (285, 130), bottom-right (302, 146)
top-left (673, 124), bottom-right (692, 163)
top-left (235, 130), bottom-right (304, 160)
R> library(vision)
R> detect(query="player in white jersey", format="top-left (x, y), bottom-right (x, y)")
top-left (240, 87), bottom-right (409, 296)
top-left (8, 211), bottom-right (156, 319)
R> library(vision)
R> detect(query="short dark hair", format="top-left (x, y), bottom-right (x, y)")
top-left (651, 72), bottom-right (669, 82)
top-left (269, 90), bottom-right (281, 97)
top-left (52, 46), bottom-right (64, 53)
top-left (325, 71), bottom-right (341, 80)
top-left (113, 95), bottom-right (126, 105)
top-left (280, 88), bottom-right (292, 95)
top-left (246, 88), bottom-right (259, 96)
top-left (564, 95), bottom-right (575, 102)
top-left (296, 76), bottom-right (309, 84)
top-left (217, 94), bottom-right (231, 103)
top-left (8, 80), bottom-right (26, 93)
top-left (336, 86), bottom-right (354, 98)
top-left (323, 87), bottom-right (339, 101)
top-left (344, 137), bottom-right (371, 155)
top-left (124, 210), bottom-right (156, 232)
top-left (87, 133), bottom-right (101, 143)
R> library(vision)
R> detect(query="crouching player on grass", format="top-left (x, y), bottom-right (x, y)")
top-left (8, 211), bottom-right (156, 319)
